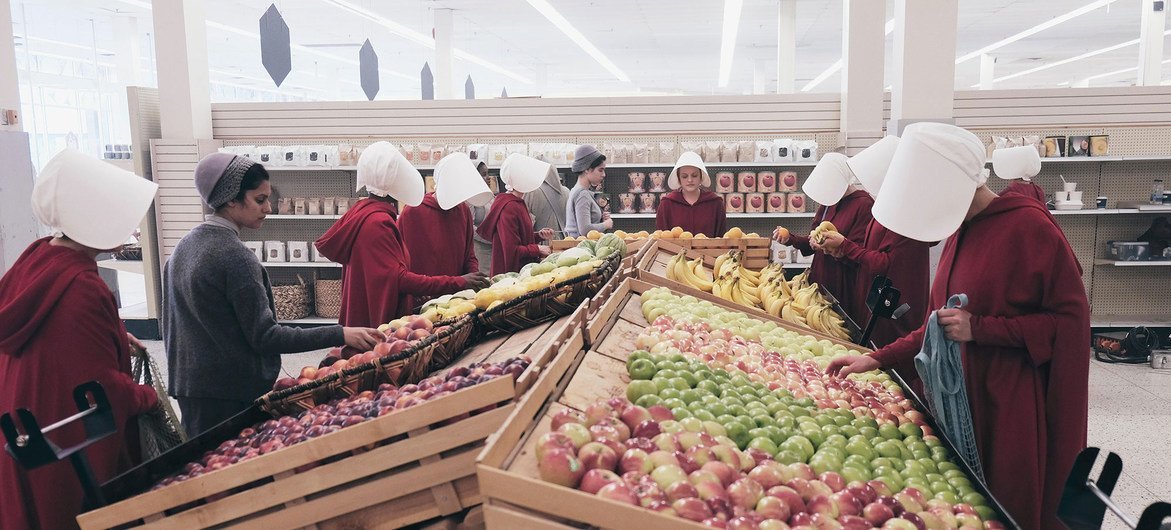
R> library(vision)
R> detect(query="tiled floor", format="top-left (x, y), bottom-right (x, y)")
top-left (141, 340), bottom-right (1167, 528)
top-left (1086, 359), bottom-right (1171, 530)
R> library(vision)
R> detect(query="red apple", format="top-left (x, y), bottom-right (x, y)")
top-left (649, 450), bottom-right (680, 469)
top-left (596, 482), bottom-right (638, 505)
top-left (864, 501), bottom-right (896, 526)
top-left (899, 513), bottom-right (927, 530)
top-left (838, 515), bottom-right (870, 530)
top-left (728, 478), bottom-right (766, 510)
top-left (711, 444), bottom-right (742, 469)
top-left (869, 480), bottom-right (894, 497)
top-left (730, 196), bottom-right (743, 208)
top-left (689, 469), bottom-right (722, 487)
top-left (832, 491), bottom-right (862, 517)
top-left (578, 442), bottom-right (618, 472)
top-left (766, 485), bottom-right (807, 516)
top-left (632, 481), bottom-right (668, 508)
top-left (651, 464), bottom-right (689, 490)
top-left (819, 472), bottom-right (846, 493)
top-left (695, 481), bottom-right (730, 503)
top-left (537, 448), bottom-right (583, 487)
top-left (758, 520), bottom-right (791, 530)
top-left (620, 448), bottom-right (654, 475)
top-left (702, 461), bottom-right (738, 488)
top-left (755, 495), bottom-right (792, 521)
top-left (558, 423), bottom-right (591, 449)
top-left (580, 468), bottom-right (622, 494)
top-left (728, 516), bottom-right (762, 530)
top-left (665, 479), bottom-right (700, 501)
top-left (674, 497), bottom-right (714, 522)
top-left (584, 401), bottom-right (615, 426)
top-left (647, 405), bottom-right (674, 422)
top-left (750, 196), bottom-right (764, 208)
top-left (783, 173), bottom-right (798, 188)
top-left (807, 495), bottom-right (841, 519)
top-left (535, 431), bottom-right (576, 460)
top-left (620, 406), bottom-right (653, 431)
top-left (633, 420), bottom-right (662, 439)
top-left (551, 408), bottom-right (586, 430)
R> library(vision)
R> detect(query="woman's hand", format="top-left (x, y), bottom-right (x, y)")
top-left (603, 218), bottom-right (614, 230)
top-left (343, 327), bottom-right (383, 351)
top-left (127, 332), bottom-right (146, 353)
top-left (937, 308), bottom-right (974, 342)
top-left (538, 228), bottom-right (555, 241)
top-left (538, 245), bottom-right (552, 257)
top-left (772, 227), bottom-right (790, 244)
top-left (825, 354), bottom-right (881, 378)
top-left (462, 272), bottom-right (490, 290)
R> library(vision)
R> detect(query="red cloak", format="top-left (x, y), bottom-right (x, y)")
top-left (1001, 180), bottom-right (1046, 204)
top-left (399, 193), bottom-right (479, 277)
top-left (0, 238), bottom-right (157, 530)
top-left (476, 193), bottom-right (543, 276)
top-left (788, 189), bottom-right (874, 311)
top-left (870, 195), bottom-right (1089, 530)
top-left (655, 191), bottom-right (727, 238)
top-left (315, 199), bottom-right (467, 328)
top-left (836, 219), bottom-right (931, 349)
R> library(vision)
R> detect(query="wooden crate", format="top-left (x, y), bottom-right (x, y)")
top-left (654, 237), bottom-right (771, 269)
top-left (550, 237), bottom-right (648, 256)
top-left (476, 276), bottom-right (1017, 529)
top-left (79, 305), bottom-right (590, 530)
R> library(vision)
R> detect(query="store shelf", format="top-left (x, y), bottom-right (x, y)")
top-left (1051, 209), bottom-right (1136, 215)
top-left (266, 214), bottom-right (343, 220)
top-left (97, 259), bottom-right (144, 274)
top-left (611, 212), bottom-right (813, 219)
top-left (279, 317), bottom-right (337, 325)
top-left (264, 165), bottom-right (357, 172)
top-left (1091, 314), bottom-right (1170, 327)
top-left (783, 263), bottom-right (811, 269)
top-left (985, 155), bottom-right (1171, 165)
top-left (1094, 259), bottom-right (1171, 267)
top-left (262, 262), bottom-right (342, 268)
top-left (605, 161), bottom-right (818, 168)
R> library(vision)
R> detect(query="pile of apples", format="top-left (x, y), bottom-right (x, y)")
top-left (155, 356), bottom-right (531, 490)
top-left (273, 315), bottom-right (442, 391)
top-left (536, 396), bottom-right (1000, 529)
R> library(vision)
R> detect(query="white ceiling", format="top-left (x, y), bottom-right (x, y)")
top-left (9, 0), bottom-right (1170, 101)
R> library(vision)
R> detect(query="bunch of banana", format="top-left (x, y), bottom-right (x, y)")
top-left (709, 251), bottom-right (762, 309)
top-left (805, 304), bottom-right (851, 340)
top-left (809, 221), bottom-right (839, 244)
top-left (665, 251), bottom-right (714, 292)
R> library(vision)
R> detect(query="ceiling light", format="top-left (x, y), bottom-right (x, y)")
top-left (802, 18), bottom-right (894, 92)
top-left (718, 0), bottom-right (744, 87)
top-left (21, 36), bottom-right (114, 55)
top-left (1079, 58), bottom-right (1171, 84)
top-left (525, 0), bottom-right (630, 83)
top-left (992, 30), bottom-right (1171, 83)
top-left (955, 0), bottom-right (1121, 65)
top-left (324, 0), bottom-right (533, 84)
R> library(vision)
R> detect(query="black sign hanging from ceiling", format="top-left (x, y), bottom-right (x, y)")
top-left (421, 62), bottom-right (434, 100)
top-left (359, 39), bottom-right (379, 101)
top-left (259, 4), bottom-right (292, 87)
top-left (501, 87), bottom-right (508, 98)
top-left (465, 75), bottom-right (475, 100)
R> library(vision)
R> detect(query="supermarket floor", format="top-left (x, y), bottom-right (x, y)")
top-left (139, 341), bottom-right (1168, 528)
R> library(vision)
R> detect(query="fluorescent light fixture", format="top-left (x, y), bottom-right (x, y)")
top-left (955, 0), bottom-right (1121, 65)
top-left (992, 29), bottom-right (1171, 84)
top-left (1079, 58), bottom-right (1171, 84)
top-left (802, 18), bottom-right (894, 92)
top-left (112, 0), bottom-right (151, 9)
top-left (525, 0), bottom-right (630, 83)
top-left (21, 36), bottom-right (114, 55)
top-left (324, 0), bottom-right (533, 84)
top-left (718, 0), bottom-right (744, 87)
top-left (1057, 81), bottom-right (1071, 86)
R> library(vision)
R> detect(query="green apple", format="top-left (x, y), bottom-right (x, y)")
top-left (878, 423), bottom-right (901, 440)
top-left (626, 380), bottom-right (658, 403)
top-left (627, 358), bottom-right (657, 380)
top-left (635, 394), bottom-right (662, 408)
top-left (840, 465), bottom-right (872, 483)
top-left (747, 437), bottom-right (779, 456)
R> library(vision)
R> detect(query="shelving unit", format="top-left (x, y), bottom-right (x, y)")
top-left (262, 262), bottom-right (342, 268)
top-left (266, 214), bottom-right (343, 220)
top-left (280, 317), bottom-right (338, 325)
top-left (1094, 259), bottom-right (1171, 267)
top-left (604, 161), bottom-right (819, 168)
top-left (264, 165), bottom-right (357, 172)
top-left (610, 212), bottom-right (812, 219)
top-left (985, 154), bottom-right (1171, 165)
top-left (97, 259), bottom-right (145, 274)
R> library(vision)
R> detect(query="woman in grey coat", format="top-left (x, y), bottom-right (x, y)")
top-left (564, 144), bottom-right (612, 238)
top-left (524, 161), bottom-right (570, 238)
top-left (471, 161), bottom-right (495, 274)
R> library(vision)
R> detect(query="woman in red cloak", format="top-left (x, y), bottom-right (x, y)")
top-left (828, 123), bottom-right (1090, 530)
top-left (655, 151), bottom-right (727, 238)
top-left (399, 153), bottom-right (494, 283)
top-left (316, 142), bottom-right (487, 329)
top-left (476, 154), bottom-right (554, 276)
top-left (0, 150), bottom-right (160, 530)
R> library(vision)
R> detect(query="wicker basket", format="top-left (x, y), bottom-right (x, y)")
top-left (315, 279), bottom-right (343, 319)
top-left (257, 371), bottom-right (344, 416)
top-left (426, 314), bottom-right (478, 372)
top-left (272, 277), bottom-right (311, 321)
top-left (476, 254), bottom-right (620, 336)
top-left (113, 244), bottom-right (143, 261)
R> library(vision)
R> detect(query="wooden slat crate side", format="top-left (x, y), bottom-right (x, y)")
top-left (588, 280), bottom-right (633, 345)
top-left (482, 500), bottom-right (578, 530)
top-left (321, 476), bottom-right (479, 530)
top-left (142, 406), bottom-right (512, 529)
top-left (78, 376), bottom-right (517, 529)
top-left (515, 303), bottom-right (587, 396)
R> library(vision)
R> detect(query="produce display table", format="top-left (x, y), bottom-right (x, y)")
top-left (78, 304), bottom-right (590, 530)
top-left (476, 277), bottom-right (1017, 529)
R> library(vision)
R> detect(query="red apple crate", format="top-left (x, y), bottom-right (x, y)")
top-left (476, 276), bottom-right (1018, 529)
top-left (76, 310), bottom-right (591, 530)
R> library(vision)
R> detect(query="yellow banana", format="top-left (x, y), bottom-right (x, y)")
top-left (682, 258), bottom-right (714, 292)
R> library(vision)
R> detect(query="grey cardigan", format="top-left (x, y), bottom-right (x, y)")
top-left (163, 222), bottom-right (343, 401)
top-left (564, 183), bottom-right (606, 238)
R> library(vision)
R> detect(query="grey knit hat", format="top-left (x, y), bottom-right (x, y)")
top-left (571, 144), bottom-right (603, 173)
top-left (195, 152), bottom-right (257, 208)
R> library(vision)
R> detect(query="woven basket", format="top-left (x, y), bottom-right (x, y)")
top-left (477, 254), bottom-right (620, 336)
top-left (426, 314), bottom-right (477, 373)
top-left (315, 279), bottom-right (343, 319)
top-left (114, 244), bottom-right (143, 261)
top-left (256, 371), bottom-right (343, 416)
top-left (272, 277), bottom-right (311, 321)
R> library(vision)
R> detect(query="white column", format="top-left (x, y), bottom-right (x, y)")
top-left (776, 0), bottom-right (796, 94)
top-left (434, 8), bottom-right (453, 99)
top-left (114, 16), bottom-right (142, 86)
top-left (0, 0), bottom-right (21, 132)
top-left (1138, 0), bottom-right (1166, 86)
top-left (841, 0), bottom-right (886, 154)
top-left (753, 59), bottom-right (767, 94)
top-left (979, 53), bottom-right (995, 90)
top-left (889, 0), bottom-right (959, 134)
top-left (152, 0), bottom-right (212, 139)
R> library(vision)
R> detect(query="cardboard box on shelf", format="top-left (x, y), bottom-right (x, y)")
top-left (737, 171), bottom-right (757, 193)
top-left (311, 246), bottom-right (331, 263)
top-left (725, 193), bottom-right (745, 213)
top-left (788, 193), bottom-right (807, 213)
top-left (746, 193), bottom-right (765, 213)
top-left (288, 242), bottom-right (310, 263)
top-left (715, 171), bottom-right (735, 193)
top-left (778, 171), bottom-right (799, 192)
top-left (757, 171), bottom-right (777, 193)
top-left (767, 192), bottom-right (788, 213)
top-left (243, 241), bottom-right (264, 261)
top-left (264, 241), bottom-right (286, 263)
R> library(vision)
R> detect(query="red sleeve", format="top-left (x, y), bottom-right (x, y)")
top-left (843, 205), bottom-right (873, 243)
top-left (968, 231), bottom-right (1086, 366)
top-left (77, 278), bottom-right (158, 417)
top-left (870, 324), bottom-right (926, 367)
top-left (655, 203), bottom-right (671, 231)
top-left (713, 201), bottom-right (727, 237)
top-left (464, 210), bottom-right (480, 274)
top-left (789, 234), bottom-right (814, 255)
top-left (399, 269), bottom-right (467, 296)
top-left (502, 205), bottom-right (542, 259)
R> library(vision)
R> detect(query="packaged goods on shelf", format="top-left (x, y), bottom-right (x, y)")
top-left (417, 143), bottom-right (433, 165)
top-left (429, 144), bottom-right (445, 163)
top-left (243, 241), bottom-right (264, 261)
top-left (264, 241), bottom-right (286, 263)
top-left (595, 193), bottom-right (611, 213)
top-left (736, 140), bottom-right (755, 162)
top-left (293, 198), bottom-right (306, 215)
top-left (737, 171), bottom-right (757, 193)
top-left (795, 139), bottom-right (819, 162)
top-left (310, 246), bottom-right (330, 263)
top-left (256, 145), bottom-right (278, 165)
top-left (627, 171), bottom-right (646, 193)
top-left (755, 140), bottom-right (774, 162)
top-left (720, 141), bottom-right (738, 163)
top-left (773, 138), bottom-right (795, 161)
top-left (639, 193), bottom-right (658, 213)
top-left (306, 198), bottom-right (321, 216)
top-left (467, 143), bottom-right (487, 164)
top-left (715, 171), bottom-right (735, 193)
top-left (703, 140), bottom-right (722, 163)
top-left (279, 145), bottom-right (301, 167)
top-left (487, 144), bottom-right (508, 166)
top-left (507, 142), bottom-right (528, 158)
top-left (774, 242), bottom-right (794, 263)
top-left (657, 141), bottom-right (678, 164)
top-left (726, 192), bottom-right (745, 213)
top-left (680, 141), bottom-right (703, 160)
top-left (336, 197), bottom-right (351, 215)
top-left (633, 143), bottom-right (650, 164)
top-left (1090, 135), bottom-right (1110, 156)
top-left (277, 197), bottom-right (293, 215)
top-left (321, 197), bottom-right (336, 215)
top-left (788, 192), bottom-right (807, 213)
top-left (648, 171), bottom-right (668, 193)
top-left (746, 192), bottom-right (766, 213)
top-left (400, 143), bottom-right (418, 165)
top-left (618, 193), bottom-right (637, 213)
top-left (767, 192), bottom-right (788, 213)
top-left (779, 170), bottom-right (799, 192)
top-left (757, 170), bottom-right (777, 192)
top-left (287, 242), bottom-right (309, 263)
